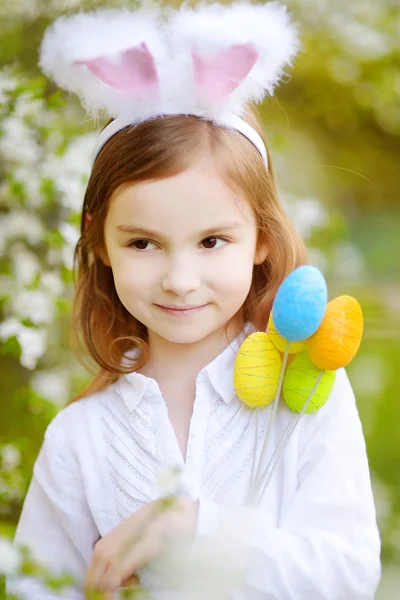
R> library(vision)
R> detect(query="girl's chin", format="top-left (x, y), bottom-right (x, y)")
top-left (152, 329), bottom-right (214, 346)
top-left (146, 319), bottom-right (226, 346)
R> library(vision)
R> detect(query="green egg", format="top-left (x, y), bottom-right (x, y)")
top-left (283, 351), bottom-right (336, 413)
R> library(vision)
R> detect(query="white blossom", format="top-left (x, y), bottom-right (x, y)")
top-left (0, 69), bottom-right (17, 104)
top-left (0, 116), bottom-right (41, 164)
top-left (307, 247), bottom-right (328, 273)
top-left (351, 355), bottom-right (387, 399)
top-left (18, 326), bottom-right (47, 370)
top-left (1, 445), bottom-right (21, 472)
top-left (38, 173), bottom-right (83, 213)
top-left (59, 222), bottom-right (80, 247)
top-left (59, 222), bottom-right (80, 269)
top-left (329, 57), bottom-right (360, 84)
top-left (0, 0), bottom-right (39, 19)
top-left (378, 564), bottom-right (400, 598)
top-left (57, 176), bottom-right (86, 212)
top-left (0, 211), bottom-right (43, 246)
top-left (333, 18), bottom-right (391, 59)
top-left (31, 369), bottom-right (70, 405)
top-left (41, 134), bottom-right (94, 212)
top-left (62, 133), bottom-right (96, 179)
top-left (45, 129), bottom-right (66, 153)
top-left (13, 93), bottom-right (45, 122)
top-left (156, 466), bottom-right (184, 497)
top-left (0, 320), bottom-right (48, 370)
top-left (372, 476), bottom-right (392, 529)
top-left (41, 271), bottom-right (65, 296)
top-left (287, 196), bottom-right (328, 240)
top-left (13, 166), bottom-right (43, 208)
top-left (332, 241), bottom-right (366, 280)
top-left (0, 317), bottom-right (21, 341)
top-left (11, 246), bottom-right (41, 286)
top-left (61, 244), bottom-right (75, 270)
top-left (40, 154), bottom-right (66, 183)
top-left (0, 537), bottom-right (22, 576)
top-left (60, 0), bottom-right (87, 8)
top-left (12, 290), bottom-right (54, 325)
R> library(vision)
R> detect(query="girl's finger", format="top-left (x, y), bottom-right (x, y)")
top-left (121, 574), bottom-right (140, 587)
top-left (95, 563), bottom-right (123, 594)
top-left (84, 558), bottom-right (110, 594)
top-left (119, 512), bottom-right (173, 577)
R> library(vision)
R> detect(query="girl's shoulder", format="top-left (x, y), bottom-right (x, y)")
top-left (297, 367), bottom-right (363, 448)
top-left (42, 381), bottom-right (121, 456)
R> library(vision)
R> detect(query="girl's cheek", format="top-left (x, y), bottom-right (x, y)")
top-left (115, 259), bottom-right (159, 288)
top-left (221, 242), bottom-right (256, 267)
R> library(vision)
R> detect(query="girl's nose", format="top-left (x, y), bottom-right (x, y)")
top-left (160, 257), bottom-right (201, 296)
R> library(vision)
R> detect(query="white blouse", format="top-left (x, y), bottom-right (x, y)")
top-left (8, 332), bottom-right (381, 599)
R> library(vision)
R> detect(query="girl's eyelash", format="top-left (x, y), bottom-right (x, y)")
top-left (126, 236), bottom-right (231, 249)
top-left (201, 236), bottom-right (230, 244)
top-left (127, 239), bottom-right (157, 249)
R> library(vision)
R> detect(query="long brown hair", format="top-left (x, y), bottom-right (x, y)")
top-left (69, 107), bottom-right (307, 403)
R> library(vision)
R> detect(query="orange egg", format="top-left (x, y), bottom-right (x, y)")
top-left (306, 295), bottom-right (363, 370)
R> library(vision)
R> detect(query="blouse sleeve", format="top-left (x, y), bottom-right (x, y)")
top-left (6, 413), bottom-right (100, 599)
top-left (197, 369), bottom-right (381, 599)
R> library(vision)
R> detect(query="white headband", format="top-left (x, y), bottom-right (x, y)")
top-left (92, 113), bottom-right (269, 168)
top-left (39, 2), bottom-right (299, 172)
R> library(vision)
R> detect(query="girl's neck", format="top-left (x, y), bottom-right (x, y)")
top-left (140, 319), bottom-right (242, 384)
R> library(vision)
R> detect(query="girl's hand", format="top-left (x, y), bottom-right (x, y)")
top-left (84, 496), bottom-right (198, 597)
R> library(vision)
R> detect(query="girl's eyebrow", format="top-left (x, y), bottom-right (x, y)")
top-left (115, 222), bottom-right (244, 237)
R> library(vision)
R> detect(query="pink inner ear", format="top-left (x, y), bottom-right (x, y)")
top-left (193, 43), bottom-right (258, 100)
top-left (75, 42), bottom-right (158, 93)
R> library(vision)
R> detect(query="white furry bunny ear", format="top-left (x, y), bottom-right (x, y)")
top-left (39, 2), bottom-right (300, 166)
top-left (192, 43), bottom-right (258, 100)
top-left (169, 1), bottom-right (300, 114)
top-left (75, 43), bottom-right (158, 94)
top-left (39, 8), bottom-right (164, 118)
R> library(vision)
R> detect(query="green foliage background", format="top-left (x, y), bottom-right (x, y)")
top-left (0, 0), bottom-right (399, 597)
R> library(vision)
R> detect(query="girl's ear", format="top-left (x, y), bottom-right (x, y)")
top-left (254, 242), bottom-right (269, 265)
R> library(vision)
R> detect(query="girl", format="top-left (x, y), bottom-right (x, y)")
top-left (8, 3), bottom-right (380, 599)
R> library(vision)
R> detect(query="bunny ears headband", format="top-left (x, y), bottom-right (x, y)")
top-left (39, 2), bottom-right (300, 168)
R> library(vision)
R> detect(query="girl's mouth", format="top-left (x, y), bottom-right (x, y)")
top-left (155, 304), bottom-right (208, 316)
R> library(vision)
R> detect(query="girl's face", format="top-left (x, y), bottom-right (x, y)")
top-left (103, 156), bottom-right (266, 347)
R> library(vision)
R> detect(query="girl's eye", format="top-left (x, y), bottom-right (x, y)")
top-left (201, 237), bottom-right (226, 249)
top-left (129, 239), bottom-right (156, 251)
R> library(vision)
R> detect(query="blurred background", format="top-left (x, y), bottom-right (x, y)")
top-left (0, 0), bottom-right (399, 597)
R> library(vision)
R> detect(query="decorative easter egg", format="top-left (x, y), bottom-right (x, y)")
top-left (234, 332), bottom-right (282, 408)
top-left (268, 313), bottom-right (306, 354)
top-left (283, 351), bottom-right (336, 414)
top-left (306, 295), bottom-right (364, 370)
top-left (272, 265), bottom-right (328, 342)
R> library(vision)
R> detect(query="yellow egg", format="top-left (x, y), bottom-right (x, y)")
top-left (283, 351), bottom-right (336, 413)
top-left (268, 314), bottom-right (306, 354)
top-left (306, 295), bottom-right (364, 370)
top-left (234, 332), bottom-right (282, 408)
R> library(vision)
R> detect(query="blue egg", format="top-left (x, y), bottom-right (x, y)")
top-left (272, 266), bottom-right (328, 342)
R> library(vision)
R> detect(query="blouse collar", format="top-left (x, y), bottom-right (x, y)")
top-left (117, 324), bottom-right (256, 412)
